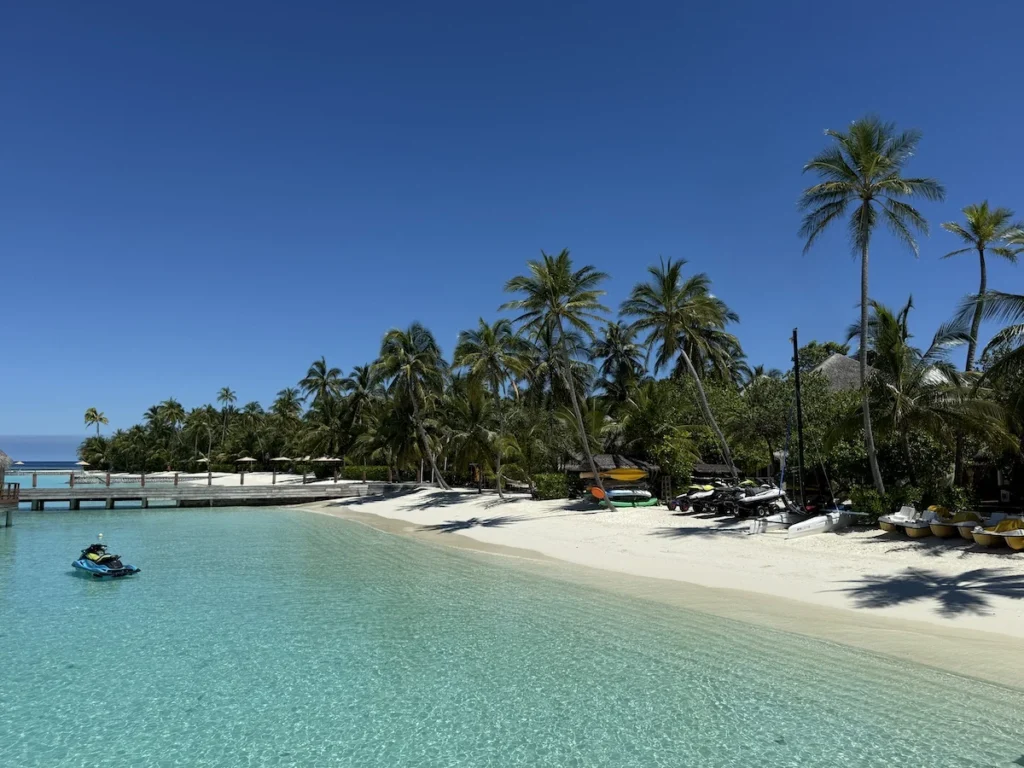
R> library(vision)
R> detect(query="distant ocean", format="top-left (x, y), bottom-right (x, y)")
top-left (6, 461), bottom-right (80, 470)
top-left (0, 435), bottom-right (82, 463)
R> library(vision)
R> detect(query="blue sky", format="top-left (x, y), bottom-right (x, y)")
top-left (2, 0), bottom-right (1022, 445)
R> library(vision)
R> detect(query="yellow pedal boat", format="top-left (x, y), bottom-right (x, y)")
top-left (971, 518), bottom-right (1024, 548)
top-left (929, 509), bottom-right (979, 539)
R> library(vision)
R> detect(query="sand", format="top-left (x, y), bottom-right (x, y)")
top-left (298, 488), bottom-right (1024, 689)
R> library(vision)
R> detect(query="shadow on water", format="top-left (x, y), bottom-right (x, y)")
top-left (418, 515), bottom-right (525, 534)
top-left (833, 567), bottom-right (1024, 616)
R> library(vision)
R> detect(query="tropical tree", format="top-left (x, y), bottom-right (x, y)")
top-left (970, 291), bottom-right (1024, 381)
top-left (838, 298), bottom-right (1007, 484)
top-left (799, 115), bottom-right (944, 494)
top-left (376, 323), bottom-right (452, 489)
top-left (453, 318), bottom-right (529, 497)
top-left (941, 202), bottom-right (1022, 371)
top-left (83, 407), bottom-right (108, 436)
top-left (590, 321), bottom-right (645, 402)
top-left (217, 387), bottom-right (237, 442)
top-left (299, 357), bottom-right (343, 405)
top-left (271, 387), bottom-right (304, 421)
top-left (502, 249), bottom-right (612, 506)
top-left (620, 257), bottom-right (739, 479)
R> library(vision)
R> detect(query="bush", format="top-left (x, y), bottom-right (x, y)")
top-left (341, 465), bottom-right (391, 482)
top-left (532, 473), bottom-right (569, 500)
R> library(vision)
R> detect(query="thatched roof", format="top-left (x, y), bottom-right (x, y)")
top-left (565, 454), bottom-right (659, 473)
top-left (0, 449), bottom-right (10, 470)
top-left (692, 463), bottom-right (736, 478)
top-left (810, 353), bottom-right (872, 392)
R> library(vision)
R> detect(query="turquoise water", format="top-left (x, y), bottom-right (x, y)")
top-left (2, 508), bottom-right (1023, 767)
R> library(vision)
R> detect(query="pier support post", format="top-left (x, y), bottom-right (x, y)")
top-left (32, 473), bottom-right (38, 488)
top-left (141, 498), bottom-right (149, 509)
top-left (141, 473), bottom-right (146, 488)
top-left (4, 506), bottom-right (11, 527)
top-left (69, 499), bottom-right (80, 511)
top-left (105, 498), bottom-right (114, 509)
top-left (31, 500), bottom-right (42, 511)
top-left (70, 472), bottom-right (75, 488)
top-left (241, 472), bottom-right (245, 486)
top-left (106, 472), bottom-right (111, 487)
top-left (174, 473), bottom-right (179, 487)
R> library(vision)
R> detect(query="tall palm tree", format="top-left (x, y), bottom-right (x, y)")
top-left (799, 115), bottom-right (944, 494)
top-left (620, 258), bottom-right (739, 479)
top-left (83, 407), bottom-right (108, 437)
top-left (590, 321), bottom-right (645, 402)
top-left (376, 323), bottom-right (452, 489)
top-left (941, 202), bottom-right (1022, 372)
top-left (454, 318), bottom-right (529, 497)
top-left (300, 357), bottom-right (343, 405)
top-left (502, 249), bottom-right (612, 506)
top-left (217, 387), bottom-right (237, 443)
top-left (969, 290), bottom-right (1024, 380)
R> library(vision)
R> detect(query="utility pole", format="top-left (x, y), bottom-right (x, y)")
top-left (791, 329), bottom-right (807, 511)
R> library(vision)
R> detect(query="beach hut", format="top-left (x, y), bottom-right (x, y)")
top-left (236, 456), bottom-right (257, 485)
top-left (314, 456), bottom-right (343, 483)
top-left (270, 457), bottom-right (291, 485)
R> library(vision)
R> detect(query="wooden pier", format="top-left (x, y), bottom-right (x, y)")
top-left (1, 483), bottom-right (19, 527)
top-left (14, 481), bottom-right (416, 512)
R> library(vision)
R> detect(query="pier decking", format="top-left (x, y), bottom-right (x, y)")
top-left (16, 481), bottom-right (416, 511)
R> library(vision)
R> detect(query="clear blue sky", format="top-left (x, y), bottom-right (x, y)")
top-left (3, 0), bottom-right (1022, 442)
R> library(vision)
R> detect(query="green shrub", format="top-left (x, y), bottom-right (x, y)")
top-left (849, 484), bottom-right (922, 521)
top-left (341, 465), bottom-right (391, 482)
top-left (532, 473), bottom-right (569, 500)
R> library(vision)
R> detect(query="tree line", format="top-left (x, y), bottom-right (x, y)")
top-left (80, 116), bottom-right (1024, 507)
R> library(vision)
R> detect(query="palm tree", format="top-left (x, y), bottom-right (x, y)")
top-left (502, 249), bottom-right (612, 506)
top-left (838, 298), bottom-right (1007, 484)
top-left (453, 318), bottom-right (529, 497)
top-left (217, 387), bottom-right (237, 443)
top-left (969, 290), bottom-right (1024, 380)
top-left (376, 323), bottom-right (452, 489)
top-left (799, 115), bottom-right (944, 494)
top-left (300, 357), bottom-right (343, 405)
top-left (83, 407), bottom-right (108, 437)
top-left (271, 387), bottom-right (304, 420)
top-left (620, 258), bottom-right (739, 479)
top-left (941, 202), bottom-right (1022, 371)
top-left (590, 321), bottom-right (645, 402)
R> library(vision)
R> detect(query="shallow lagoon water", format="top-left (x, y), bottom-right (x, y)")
top-left (2, 507), bottom-right (1023, 767)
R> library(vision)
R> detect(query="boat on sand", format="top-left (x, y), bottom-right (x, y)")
top-left (972, 518), bottom-right (1024, 549)
top-left (929, 509), bottom-right (980, 539)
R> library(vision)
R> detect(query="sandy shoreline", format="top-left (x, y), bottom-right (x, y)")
top-left (296, 488), bottom-right (1024, 689)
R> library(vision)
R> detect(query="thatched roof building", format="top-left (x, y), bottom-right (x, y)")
top-left (0, 449), bottom-right (10, 470)
top-left (810, 353), bottom-right (873, 392)
top-left (565, 454), bottom-right (659, 474)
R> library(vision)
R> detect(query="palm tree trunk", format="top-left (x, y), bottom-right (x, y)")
top-left (557, 319), bottom-right (612, 510)
top-left (409, 390), bottom-right (450, 490)
top-left (493, 380), bottom-right (504, 499)
top-left (861, 245), bottom-right (886, 495)
top-left (902, 433), bottom-right (918, 487)
top-left (679, 348), bottom-right (738, 480)
top-left (954, 247), bottom-right (987, 485)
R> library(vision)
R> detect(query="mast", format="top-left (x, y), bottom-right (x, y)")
top-left (791, 329), bottom-right (806, 510)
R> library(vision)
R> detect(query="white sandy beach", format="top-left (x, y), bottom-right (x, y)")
top-left (299, 488), bottom-right (1024, 687)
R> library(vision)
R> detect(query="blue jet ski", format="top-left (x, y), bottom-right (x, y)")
top-left (72, 543), bottom-right (140, 578)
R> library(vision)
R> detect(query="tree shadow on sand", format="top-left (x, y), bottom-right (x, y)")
top-left (649, 519), bottom-right (746, 539)
top-left (833, 567), bottom-right (1024, 617)
top-left (418, 515), bottom-right (526, 534)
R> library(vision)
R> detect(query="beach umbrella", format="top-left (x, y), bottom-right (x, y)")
top-left (14, 461), bottom-right (24, 466)
top-left (270, 457), bottom-right (292, 462)
top-left (75, 460), bottom-right (90, 467)
top-left (236, 457), bottom-right (257, 463)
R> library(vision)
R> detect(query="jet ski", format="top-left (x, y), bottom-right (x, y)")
top-left (72, 543), bottom-right (140, 578)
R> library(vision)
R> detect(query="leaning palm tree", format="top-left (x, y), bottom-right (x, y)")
top-left (83, 407), bottom-right (109, 437)
top-left (453, 318), bottom-right (529, 497)
top-left (968, 290), bottom-right (1024, 381)
top-left (502, 249), bottom-right (612, 506)
top-left (375, 323), bottom-right (452, 490)
top-left (799, 115), bottom-right (944, 494)
top-left (620, 257), bottom-right (739, 479)
top-left (941, 202), bottom-right (1022, 371)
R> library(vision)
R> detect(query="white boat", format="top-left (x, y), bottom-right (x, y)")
top-left (787, 510), bottom-right (855, 539)
top-left (606, 489), bottom-right (652, 500)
